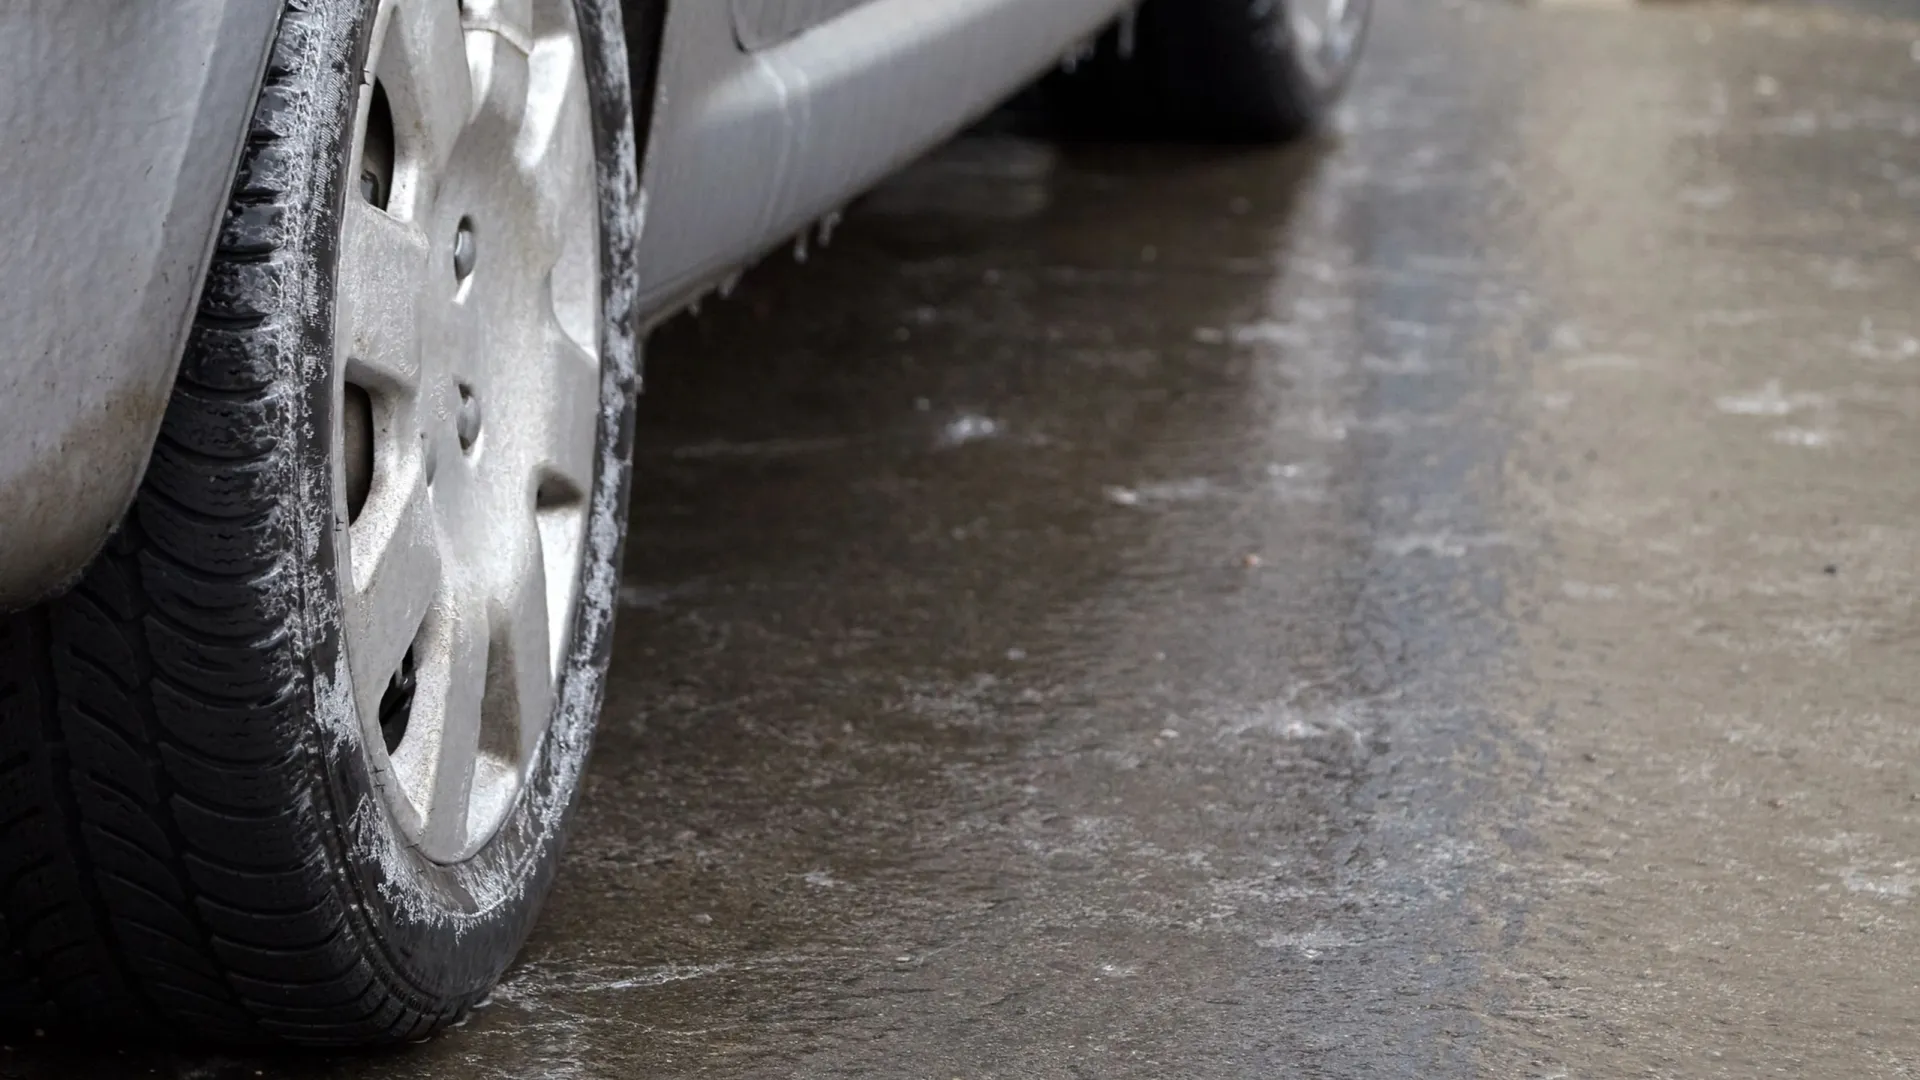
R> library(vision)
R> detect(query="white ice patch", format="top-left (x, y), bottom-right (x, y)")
top-left (1560, 580), bottom-right (1621, 601)
top-left (1377, 531), bottom-right (1510, 559)
top-left (1105, 465), bottom-right (1327, 510)
top-left (1715, 379), bottom-right (1825, 416)
top-left (1771, 427), bottom-right (1835, 448)
top-left (1104, 478), bottom-right (1216, 506)
top-left (1214, 697), bottom-right (1376, 754)
top-left (1679, 184), bottom-right (1734, 210)
top-left (494, 962), bottom-right (736, 1000)
top-left (1260, 929), bottom-right (1357, 957)
top-left (1227, 320), bottom-right (1312, 348)
top-left (938, 413), bottom-right (1001, 447)
top-left (1848, 320), bottom-right (1920, 362)
top-left (1842, 865), bottom-right (1917, 899)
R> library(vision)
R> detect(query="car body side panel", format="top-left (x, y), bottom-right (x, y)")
top-left (634, 0), bottom-right (1131, 325)
top-left (732, 0), bottom-right (880, 50)
top-left (0, 1), bottom-right (281, 610)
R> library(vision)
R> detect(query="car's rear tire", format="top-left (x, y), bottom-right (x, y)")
top-left (0, 0), bottom-right (643, 1046)
top-left (1042, 0), bottom-right (1372, 142)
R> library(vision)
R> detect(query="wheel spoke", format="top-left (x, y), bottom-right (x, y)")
top-left (345, 464), bottom-right (441, 726)
top-left (462, 0), bottom-right (536, 46)
top-left (380, 0), bottom-right (476, 184)
top-left (466, 28), bottom-right (532, 152)
top-left (507, 16), bottom-right (598, 330)
top-left (538, 325), bottom-right (601, 501)
top-left (516, 27), bottom-right (593, 218)
top-left (487, 534), bottom-right (554, 768)
top-left (337, 201), bottom-right (430, 393)
top-left (535, 514), bottom-right (584, 677)
top-left (412, 584), bottom-right (490, 855)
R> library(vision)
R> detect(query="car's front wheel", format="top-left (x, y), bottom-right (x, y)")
top-left (0, 0), bottom-right (641, 1045)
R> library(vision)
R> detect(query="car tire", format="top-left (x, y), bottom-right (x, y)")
top-left (1041, 0), bottom-right (1372, 142)
top-left (0, 0), bottom-right (645, 1047)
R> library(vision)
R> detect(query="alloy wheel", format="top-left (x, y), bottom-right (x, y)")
top-left (333, 0), bottom-right (601, 863)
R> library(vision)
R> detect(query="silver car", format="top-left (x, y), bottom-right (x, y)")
top-left (0, 0), bottom-right (1367, 1046)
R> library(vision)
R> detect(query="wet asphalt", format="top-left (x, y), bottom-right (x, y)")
top-left (13, 0), bottom-right (1920, 1075)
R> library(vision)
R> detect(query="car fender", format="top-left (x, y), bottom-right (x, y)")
top-left (0, 1), bottom-right (281, 609)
